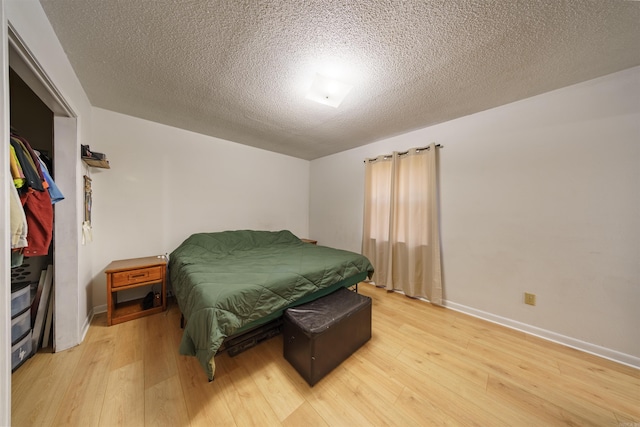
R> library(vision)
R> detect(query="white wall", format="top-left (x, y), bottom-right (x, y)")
top-left (89, 108), bottom-right (310, 308)
top-left (310, 67), bottom-right (640, 365)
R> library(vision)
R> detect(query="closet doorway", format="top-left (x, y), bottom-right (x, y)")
top-left (8, 25), bottom-right (81, 354)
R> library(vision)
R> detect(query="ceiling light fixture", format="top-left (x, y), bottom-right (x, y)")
top-left (305, 73), bottom-right (353, 108)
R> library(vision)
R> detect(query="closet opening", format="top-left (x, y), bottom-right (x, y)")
top-left (9, 67), bottom-right (56, 360)
top-left (8, 25), bottom-right (80, 367)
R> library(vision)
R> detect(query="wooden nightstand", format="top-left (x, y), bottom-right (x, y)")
top-left (105, 256), bottom-right (167, 326)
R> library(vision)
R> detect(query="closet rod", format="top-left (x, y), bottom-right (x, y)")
top-left (364, 144), bottom-right (442, 163)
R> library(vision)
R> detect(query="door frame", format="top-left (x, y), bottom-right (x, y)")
top-left (1, 9), bottom-right (82, 423)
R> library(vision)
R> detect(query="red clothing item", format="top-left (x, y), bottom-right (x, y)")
top-left (12, 134), bottom-right (54, 257)
top-left (20, 188), bottom-right (53, 257)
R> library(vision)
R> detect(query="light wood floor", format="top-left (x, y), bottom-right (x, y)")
top-left (12, 283), bottom-right (640, 426)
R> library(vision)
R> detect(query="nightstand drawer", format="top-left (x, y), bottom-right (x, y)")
top-left (111, 266), bottom-right (163, 288)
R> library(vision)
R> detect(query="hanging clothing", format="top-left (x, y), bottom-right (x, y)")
top-left (10, 145), bottom-right (26, 188)
top-left (10, 133), bottom-right (54, 257)
top-left (20, 188), bottom-right (53, 256)
top-left (9, 181), bottom-right (28, 248)
top-left (37, 156), bottom-right (65, 204)
top-left (12, 135), bottom-right (49, 190)
top-left (11, 251), bottom-right (24, 269)
top-left (10, 137), bottom-right (44, 191)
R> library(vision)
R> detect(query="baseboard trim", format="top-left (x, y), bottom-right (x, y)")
top-left (93, 304), bottom-right (107, 315)
top-left (79, 305), bottom-right (106, 343)
top-left (80, 308), bottom-right (95, 343)
top-left (443, 300), bottom-right (640, 370)
top-left (364, 283), bottom-right (638, 369)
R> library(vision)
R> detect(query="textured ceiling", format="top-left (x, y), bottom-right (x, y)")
top-left (39, 0), bottom-right (640, 160)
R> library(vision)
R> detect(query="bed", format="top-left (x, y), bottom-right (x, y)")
top-left (169, 229), bottom-right (374, 380)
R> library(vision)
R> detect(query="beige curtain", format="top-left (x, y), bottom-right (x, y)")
top-left (362, 144), bottom-right (442, 305)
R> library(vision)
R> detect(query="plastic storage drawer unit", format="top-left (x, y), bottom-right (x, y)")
top-left (11, 282), bottom-right (31, 317)
top-left (12, 330), bottom-right (33, 371)
top-left (11, 309), bottom-right (31, 344)
top-left (283, 287), bottom-right (372, 386)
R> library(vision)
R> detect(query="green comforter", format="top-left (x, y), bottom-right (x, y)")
top-left (169, 230), bottom-right (374, 380)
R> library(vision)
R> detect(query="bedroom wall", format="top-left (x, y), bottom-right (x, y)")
top-left (89, 107), bottom-right (310, 309)
top-left (309, 67), bottom-right (640, 366)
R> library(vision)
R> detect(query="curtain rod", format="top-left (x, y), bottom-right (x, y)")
top-left (364, 144), bottom-right (443, 163)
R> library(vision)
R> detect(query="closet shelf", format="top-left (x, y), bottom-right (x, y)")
top-left (82, 157), bottom-right (110, 169)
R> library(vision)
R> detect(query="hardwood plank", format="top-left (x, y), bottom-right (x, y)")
top-left (11, 282), bottom-right (637, 427)
top-left (361, 343), bottom-right (540, 426)
top-left (143, 313), bottom-right (178, 389)
top-left (282, 401), bottom-right (328, 427)
top-left (109, 316), bottom-right (144, 371)
top-left (85, 312), bottom-right (118, 344)
top-left (486, 374), bottom-right (611, 427)
top-left (527, 333), bottom-right (640, 378)
top-left (344, 345), bottom-right (405, 402)
top-left (11, 345), bottom-right (84, 427)
top-left (233, 343), bottom-right (306, 421)
top-left (221, 362), bottom-right (283, 426)
top-left (393, 348), bottom-right (518, 425)
top-left (99, 361), bottom-right (144, 427)
top-left (144, 375), bottom-right (190, 426)
top-left (304, 370), bottom-right (375, 427)
top-left (51, 336), bottom-right (115, 426)
top-left (394, 385), bottom-right (485, 427)
top-left (395, 323), bottom-right (488, 388)
top-left (181, 375), bottom-right (237, 426)
top-left (557, 360), bottom-right (640, 407)
top-left (329, 360), bottom-right (420, 427)
top-left (466, 332), bottom-right (562, 376)
top-left (470, 337), bottom-right (639, 422)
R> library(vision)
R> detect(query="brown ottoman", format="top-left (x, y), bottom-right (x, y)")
top-left (283, 287), bottom-right (372, 386)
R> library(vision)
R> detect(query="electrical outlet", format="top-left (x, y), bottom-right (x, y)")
top-left (524, 292), bottom-right (536, 306)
